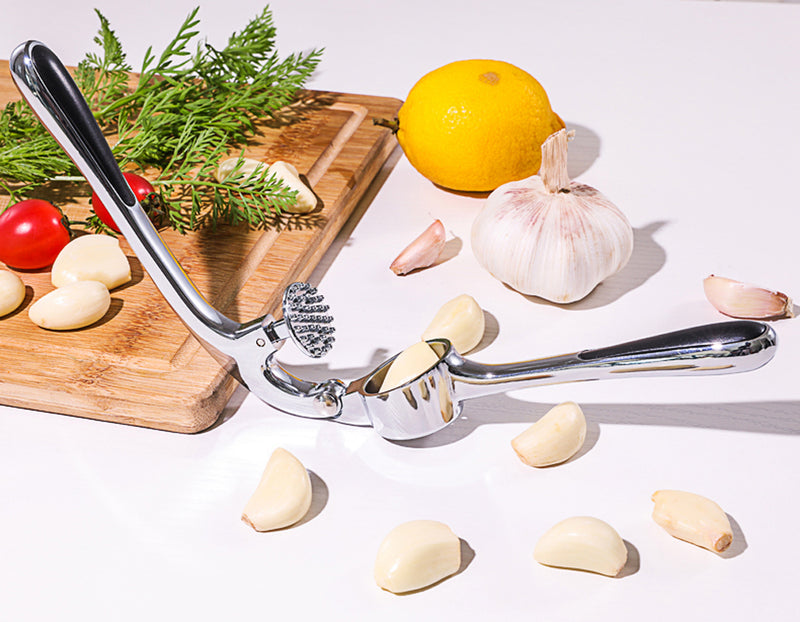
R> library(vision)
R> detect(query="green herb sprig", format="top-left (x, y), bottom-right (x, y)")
top-left (0, 6), bottom-right (323, 231)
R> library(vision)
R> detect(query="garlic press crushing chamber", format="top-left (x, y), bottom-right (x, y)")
top-left (12, 41), bottom-right (779, 441)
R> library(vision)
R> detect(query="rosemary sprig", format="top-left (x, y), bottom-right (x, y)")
top-left (0, 5), bottom-right (322, 230)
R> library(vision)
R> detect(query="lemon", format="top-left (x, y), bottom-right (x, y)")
top-left (392, 59), bottom-right (564, 193)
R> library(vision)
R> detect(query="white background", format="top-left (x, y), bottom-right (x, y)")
top-left (1, 1), bottom-right (799, 620)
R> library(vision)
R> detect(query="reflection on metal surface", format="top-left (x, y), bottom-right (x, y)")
top-left (611, 364), bottom-right (698, 373)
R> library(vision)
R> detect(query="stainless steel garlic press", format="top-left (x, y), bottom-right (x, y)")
top-left (11, 41), bottom-right (778, 441)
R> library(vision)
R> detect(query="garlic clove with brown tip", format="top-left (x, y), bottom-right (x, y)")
top-left (703, 275), bottom-right (793, 320)
top-left (471, 130), bottom-right (633, 303)
top-left (651, 489), bottom-right (733, 553)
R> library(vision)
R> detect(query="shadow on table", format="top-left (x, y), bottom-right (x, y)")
top-left (396, 393), bottom-right (800, 449)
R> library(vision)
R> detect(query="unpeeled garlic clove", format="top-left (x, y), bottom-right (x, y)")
top-left (242, 447), bottom-right (312, 532)
top-left (511, 401), bottom-right (587, 467)
top-left (28, 281), bottom-right (111, 330)
top-left (390, 219), bottom-right (446, 275)
top-left (0, 270), bottom-right (25, 317)
top-left (651, 489), bottom-right (733, 553)
top-left (703, 275), bottom-right (793, 320)
top-left (374, 520), bottom-right (461, 593)
top-left (379, 341), bottom-right (441, 392)
top-left (421, 294), bottom-right (485, 354)
top-left (51, 234), bottom-right (131, 290)
top-left (534, 516), bottom-right (628, 576)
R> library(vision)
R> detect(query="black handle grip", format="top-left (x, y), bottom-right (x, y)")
top-left (12, 41), bottom-right (134, 205)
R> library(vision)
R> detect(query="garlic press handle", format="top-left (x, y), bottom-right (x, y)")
top-left (10, 40), bottom-right (247, 359)
top-left (448, 320), bottom-right (778, 400)
top-left (11, 40), bottom-right (349, 420)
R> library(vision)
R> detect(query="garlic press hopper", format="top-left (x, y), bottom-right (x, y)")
top-left (11, 41), bottom-right (778, 441)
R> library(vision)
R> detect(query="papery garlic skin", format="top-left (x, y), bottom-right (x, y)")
top-left (390, 220), bottom-right (446, 275)
top-left (28, 281), bottom-right (111, 330)
top-left (422, 294), bottom-right (484, 353)
top-left (471, 130), bottom-right (633, 303)
top-left (242, 448), bottom-right (312, 532)
top-left (703, 275), bottom-right (793, 320)
top-left (534, 516), bottom-right (628, 577)
top-left (374, 520), bottom-right (461, 593)
top-left (651, 489), bottom-right (733, 553)
top-left (0, 270), bottom-right (25, 317)
top-left (51, 234), bottom-right (131, 290)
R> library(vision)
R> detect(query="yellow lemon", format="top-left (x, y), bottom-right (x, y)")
top-left (391, 59), bottom-right (564, 193)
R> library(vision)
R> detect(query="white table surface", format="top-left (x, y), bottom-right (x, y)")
top-left (2, 1), bottom-right (799, 620)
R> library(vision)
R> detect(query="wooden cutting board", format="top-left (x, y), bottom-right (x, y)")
top-left (0, 61), bottom-right (401, 433)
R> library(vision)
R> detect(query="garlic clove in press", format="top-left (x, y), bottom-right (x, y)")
top-left (380, 341), bottom-right (441, 392)
top-left (421, 294), bottom-right (485, 354)
top-left (374, 520), bottom-right (461, 593)
top-left (651, 489), bottom-right (733, 553)
top-left (0, 270), bottom-right (26, 317)
top-left (534, 516), bottom-right (628, 576)
top-left (471, 130), bottom-right (633, 303)
top-left (390, 219), bottom-right (446, 275)
top-left (51, 234), bottom-right (131, 290)
top-left (703, 275), bottom-right (793, 320)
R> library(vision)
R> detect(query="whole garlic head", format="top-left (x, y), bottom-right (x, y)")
top-left (471, 130), bottom-right (633, 303)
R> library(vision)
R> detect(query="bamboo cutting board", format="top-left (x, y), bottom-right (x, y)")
top-left (0, 61), bottom-right (402, 432)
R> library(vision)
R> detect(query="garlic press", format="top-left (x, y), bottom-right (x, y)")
top-left (12, 41), bottom-right (778, 441)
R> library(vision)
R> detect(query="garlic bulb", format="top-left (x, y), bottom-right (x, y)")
top-left (471, 130), bottom-right (633, 303)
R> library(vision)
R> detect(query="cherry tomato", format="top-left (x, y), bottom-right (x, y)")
top-left (91, 172), bottom-right (159, 233)
top-left (0, 199), bottom-right (71, 270)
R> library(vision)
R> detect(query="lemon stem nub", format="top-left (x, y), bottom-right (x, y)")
top-left (373, 117), bottom-right (400, 133)
top-left (540, 129), bottom-right (572, 194)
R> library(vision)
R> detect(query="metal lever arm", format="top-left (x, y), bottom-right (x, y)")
top-left (9, 40), bottom-right (249, 364)
top-left (446, 320), bottom-right (777, 400)
top-left (9, 40), bottom-right (352, 421)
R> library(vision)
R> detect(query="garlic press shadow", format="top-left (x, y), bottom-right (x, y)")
top-left (394, 394), bottom-right (800, 449)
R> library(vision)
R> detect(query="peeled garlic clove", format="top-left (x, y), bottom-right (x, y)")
top-left (0, 270), bottom-right (25, 317)
top-left (651, 489), bottom-right (733, 553)
top-left (216, 157), bottom-right (318, 214)
top-left (242, 447), bottom-right (312, 532)
top-left (379, 341), bottom-right (441, 392)
top-left (421, 294), bottom-right (485, 354)
top-left (534, 516), bottom-right (628, 576)
top-left (471, 130), bottom-right (633, 303)
top-left (703, 275), bottom-right (793, 320)
top-left (215, 156), bottom-right (268, 182)
top-left (390, 219), bottom-right (446, 275)
top-left (511, 401), bottom-right (587, 467)
top-left (374, 520), bottom-right (461, 593)
top-left (268, 161), bottom-right (318, 214)
top-left (51, 234), bottom-right (131, 290)
top-left (28, 281), bottom-right (110, 330)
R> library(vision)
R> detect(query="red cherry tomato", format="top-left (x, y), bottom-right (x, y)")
top-left (0, 199), bottom-right (71, 270)
top-left (91, 172), bottom-right (158, 233)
